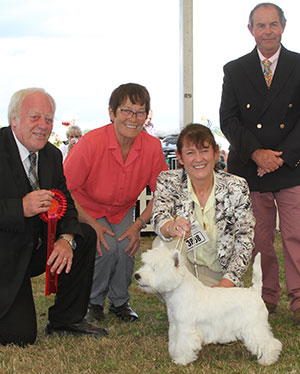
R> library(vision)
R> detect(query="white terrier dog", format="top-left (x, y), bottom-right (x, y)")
top-left (135, 241), bottom-right (282, 366)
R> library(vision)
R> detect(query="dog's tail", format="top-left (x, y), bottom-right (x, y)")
top-left (251, 252), bottom-right (262, 295)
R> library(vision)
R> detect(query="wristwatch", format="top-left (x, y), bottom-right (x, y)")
top-left (59, 235), bottom-right (77, 250)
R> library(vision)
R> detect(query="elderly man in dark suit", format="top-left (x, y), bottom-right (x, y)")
top-left (0, 88), bottom-right (108, 346)
top-left (220, 3), bottom-right (300, 324)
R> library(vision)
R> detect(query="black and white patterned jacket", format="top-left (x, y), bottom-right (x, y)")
top-left (151, 169), bottom-right (255, 286)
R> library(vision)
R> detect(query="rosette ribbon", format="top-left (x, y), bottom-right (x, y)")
top-left (40, 189), bottom-right (67, 296)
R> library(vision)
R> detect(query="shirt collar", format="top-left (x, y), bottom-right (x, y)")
top-left (11, 128), bottom-right (39, 165)
top-left (11, 129), bottom-right (30, 163)
top-left (257, 45), bottom-right (281, 65)
top-left (187, 171), bottom-right (216, 211)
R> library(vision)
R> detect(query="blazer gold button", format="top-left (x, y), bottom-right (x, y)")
top-left (246, 104), bottom-right (251, 109)
top-left (280, 124), bottom-right (285, 129)
top-left (257, 123), bottom-right (262, 129)
top-left (289, 104), bottom-right (293, 108)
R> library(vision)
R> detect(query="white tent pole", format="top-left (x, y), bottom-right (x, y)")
top-left (179, 0), bottom-right (193, 129)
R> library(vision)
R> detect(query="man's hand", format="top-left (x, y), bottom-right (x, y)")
top-left (47, 236), bottom-right (73, 274)
top-left (251, 149), bottom-right (284, 174)
top-left (22, 189), bottom-right (54, 217)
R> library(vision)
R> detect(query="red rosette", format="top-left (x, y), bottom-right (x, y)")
top-left (40, 189), bottom-right (67, 296)
top-left (40, 189), bottom-right (67, 222)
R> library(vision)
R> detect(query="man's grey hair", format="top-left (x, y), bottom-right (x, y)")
top-left (8, 87), bottom-right (56, 125)
top-left (248, 3), bottom-right (286, 29)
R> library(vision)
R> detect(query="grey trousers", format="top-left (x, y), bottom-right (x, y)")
top-left (89, 207), bottom-right (135, 308)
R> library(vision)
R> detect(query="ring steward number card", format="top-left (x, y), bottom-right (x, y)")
top-left (185, 222), bottom-right (209, 252)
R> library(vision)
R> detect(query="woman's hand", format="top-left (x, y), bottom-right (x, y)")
top-left (163, 217), bottom-right (191, 238)
top-left (89, 220), bottom-right (115, 256)
top-left (211, 278), bottom-right (235, 288)
top-left (119, 221), bottom-right (141, 258)
top-left (70, 195), bottom-right (115, 256)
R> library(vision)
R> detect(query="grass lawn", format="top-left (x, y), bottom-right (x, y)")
top-left (0, 233), bottom-right (299, 374)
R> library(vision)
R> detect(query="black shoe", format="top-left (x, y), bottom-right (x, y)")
top-left (85, 304), bottom-right (105, 322)
top-left (109, 302), bottom-right (139, 321)
top-left (45, 319), bottom-right (108, 337)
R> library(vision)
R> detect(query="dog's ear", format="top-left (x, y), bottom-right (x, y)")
top-left (173, 251), bottom-right (180, 267)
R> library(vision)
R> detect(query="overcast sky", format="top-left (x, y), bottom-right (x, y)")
top-left (0, 0), bottom-right (298, 140)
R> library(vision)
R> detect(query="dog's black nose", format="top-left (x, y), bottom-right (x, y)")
top-left (134, 273), bottom-right (140, 281)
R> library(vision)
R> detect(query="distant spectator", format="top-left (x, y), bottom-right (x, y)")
top-left (60, 125), bottom-right (82, 161)
top-left (217, 149), bottom-right (227, 171)
top-left (143, 109), bottom-right (156, 136)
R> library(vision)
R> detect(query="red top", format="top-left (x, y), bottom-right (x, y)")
top-left (64, 123), bottom-right (168, 223)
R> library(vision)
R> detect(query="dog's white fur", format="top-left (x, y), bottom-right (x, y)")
top-left (135, 241), bottom-right (282, 366)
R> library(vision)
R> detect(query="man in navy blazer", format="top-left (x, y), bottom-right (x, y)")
top-left (0, 88), bottom-right (108, 346)
top-left (220, 3), bottom-right (300, 324)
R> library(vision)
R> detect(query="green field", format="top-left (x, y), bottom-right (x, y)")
top-left (0, 233), bottom-right (299, 374)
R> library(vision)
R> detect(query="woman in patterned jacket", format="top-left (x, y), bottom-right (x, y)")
top-left (151, 123), bottom-right (255, 287)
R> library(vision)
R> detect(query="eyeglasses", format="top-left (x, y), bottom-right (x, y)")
top-left (119, 108), bottom-right (147, 120)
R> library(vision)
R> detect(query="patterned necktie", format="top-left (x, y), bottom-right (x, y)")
top-left (263, 59), bottom-right (272, 88)
top-left (28, 153), bottom-right (40, 190)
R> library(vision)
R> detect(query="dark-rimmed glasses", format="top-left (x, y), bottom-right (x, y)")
top-left (119, 108), bottom-right (147, 120)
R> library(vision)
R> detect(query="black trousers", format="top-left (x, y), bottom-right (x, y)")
top-left (0, 223), bottom-right (96, 346)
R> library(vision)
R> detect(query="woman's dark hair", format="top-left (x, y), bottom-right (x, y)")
top-left (176, 123), bottom-right (218, 155)
top-left (109, 83), bottom-right (150, 116)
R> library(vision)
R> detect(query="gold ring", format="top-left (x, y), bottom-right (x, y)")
top-left (63, 258), bottom-right (67, 262)
top-left (176, 226), bottom-right (178, 231)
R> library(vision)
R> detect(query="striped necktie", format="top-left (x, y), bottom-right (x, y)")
top-left (28, 153), bottom-right (40, 190)
top-left (263, 59), bottom-right (272, 88)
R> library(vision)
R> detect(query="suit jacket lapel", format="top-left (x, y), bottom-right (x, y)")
top-left (241, 46), bottom-right (296, 118)
top-left (5, 128), bottom-right (32, 196)
top-left (242, 46), bottom-right (297, 119)
top-left (260, 46), bottom-right (297, 113)
top-left (241, 48), bottom-right (268, 94)
top-left (38, 145), bottom-right (54, 189)
top-left (6, 128), bottom-right (55, 193)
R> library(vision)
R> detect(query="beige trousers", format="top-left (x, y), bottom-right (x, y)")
top-left (151, 236), bottom-right (223, 287)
